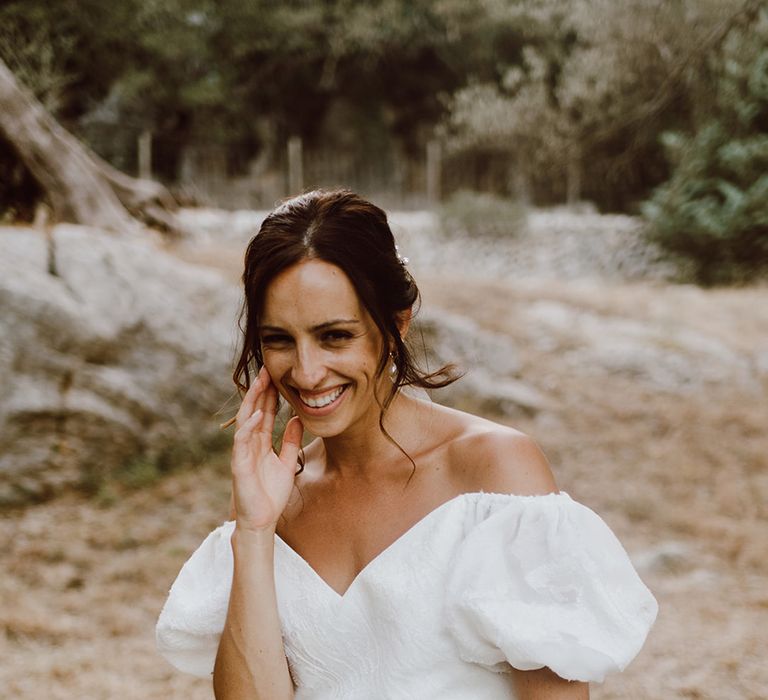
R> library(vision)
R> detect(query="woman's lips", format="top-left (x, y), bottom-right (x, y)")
top-left (293, 384), bottom-right (349, 415)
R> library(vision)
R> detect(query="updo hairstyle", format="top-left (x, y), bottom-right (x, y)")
top-left (233, 189), bottom-right (458, 417)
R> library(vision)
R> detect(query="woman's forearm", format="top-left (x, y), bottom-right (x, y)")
top-left (511, 667), bottom-right (589, 699)
top-left (213, 527), bottom-right (294, 700)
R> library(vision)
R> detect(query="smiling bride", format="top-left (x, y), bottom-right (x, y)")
top-left (156, 189), bottom-right (658, 700)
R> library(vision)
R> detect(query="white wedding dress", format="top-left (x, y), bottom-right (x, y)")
top-left (156, 491), bottom-right (658, 699)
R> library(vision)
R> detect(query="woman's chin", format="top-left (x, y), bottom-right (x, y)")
top-left (304, 424), bottom-right (343, 439)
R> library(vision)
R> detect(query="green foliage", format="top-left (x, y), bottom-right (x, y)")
top-left (118, 457), bottom-right (162, 489)
top-left (80, 428), bottom-right (232, 504)
top-left (642, 9), bottom-right (768, 286)
top-left (443, 0), bottom-right (736, 209)
top-left (0, 0), bottom-right (148, 117)
top-left (0, 0), bottom-right (759, 218)
top-left (1, 0), bottom-right (526, 186)
top-left (439, 189), bottom-right (527, 239)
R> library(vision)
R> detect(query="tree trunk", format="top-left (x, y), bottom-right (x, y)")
top-left (566, 143), bottom-right (582, 207)
top-left (0, 59), bottom-right (180, 234)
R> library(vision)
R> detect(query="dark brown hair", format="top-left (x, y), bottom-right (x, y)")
top-left (233, 189), bottom-right (458, 431)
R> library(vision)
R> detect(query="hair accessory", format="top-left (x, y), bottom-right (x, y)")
top-left (394, 244), bottom-right (409, 266)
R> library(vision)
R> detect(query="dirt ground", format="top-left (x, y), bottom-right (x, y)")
top-left (2, 220), bottom-right (767, 699)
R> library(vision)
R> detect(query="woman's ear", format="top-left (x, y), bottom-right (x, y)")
top-left (395, 307), bottom-right (412, 340)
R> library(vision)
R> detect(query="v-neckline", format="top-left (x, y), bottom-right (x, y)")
top-left (274, 491), bottom-right (473, 600)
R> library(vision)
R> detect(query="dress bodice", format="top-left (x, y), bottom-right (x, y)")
top-left (156, 491), bottom-right (658, 699)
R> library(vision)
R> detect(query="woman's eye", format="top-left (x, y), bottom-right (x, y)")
top-left (322, 330), bottom-right (352, 343)
top-left (260, 334), bottom-right (291, 345)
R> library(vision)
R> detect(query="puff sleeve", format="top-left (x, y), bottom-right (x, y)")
top-left (155, 520), bottom-right (235, 677)
top-left (444, 493), bottom-right (658, 683)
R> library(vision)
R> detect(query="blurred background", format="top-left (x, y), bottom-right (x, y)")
top-left (0, 1), bottom-right (766, 698)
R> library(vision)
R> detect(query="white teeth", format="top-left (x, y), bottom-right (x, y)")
top-left (300, 386), bottom-right (345, 408)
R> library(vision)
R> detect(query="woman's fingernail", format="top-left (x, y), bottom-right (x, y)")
top-left (252, 409), bottom-right (262, 419)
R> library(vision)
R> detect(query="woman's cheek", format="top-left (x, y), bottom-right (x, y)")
top-left (261, 351), bottom-right (284, 384)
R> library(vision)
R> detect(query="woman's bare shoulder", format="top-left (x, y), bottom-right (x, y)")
top-left (441, 408), bottom-right (558, 497)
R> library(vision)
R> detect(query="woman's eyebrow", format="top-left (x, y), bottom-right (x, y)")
top-left (258, 319), bottom-right (360, 333)
top-left (311, 319), bottom-right (360, 331)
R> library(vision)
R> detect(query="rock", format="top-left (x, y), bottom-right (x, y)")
top-left (471, 375), bottom-right (549, 416)
top-left (0, 224), bottom-right (240, 505)
top-left (176, 207), bottom-right (265, 247)
top-left (755, 347), bottom-right (768, 378)
top-left (522, 299), bottom-right (754, 391)
top-left (413, 309), bottom-right (547, 417)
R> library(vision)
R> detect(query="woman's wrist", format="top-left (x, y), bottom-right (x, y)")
top-left (232, 522), bottom-right (277, 551)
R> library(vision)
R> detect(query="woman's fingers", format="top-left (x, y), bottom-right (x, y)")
top-left (252, 367), bottom-right (278, 416)
top-left (259, 380), bottom-right (279, 437)
top-left (279, 416), bottom-right (304, 469)
top-left (235, 366), bottom-right (268, 427)
top-left (235, 376), bottom-right (258, 427)
top-left (232, 408), bottom-right (265, 463)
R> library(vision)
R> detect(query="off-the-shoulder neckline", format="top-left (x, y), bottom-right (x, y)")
top-left (274, 490), bottom-right (572, 599)
top-left (459, 490), bottom-right (570, 501)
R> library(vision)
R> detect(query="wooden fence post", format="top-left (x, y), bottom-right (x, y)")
top-left (426, 139), bottom-right (442, 204)
top-left (566, 143), bottom-right (582, 207)
top-left (138, 129), bottom-right (152, 180)
top-left (288, 136), bottom-right (304, 194)
top-left (511, 157), bottom-right (531, 205)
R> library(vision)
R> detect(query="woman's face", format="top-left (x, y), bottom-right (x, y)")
top-left (259, 258), bottom-right (388, 439)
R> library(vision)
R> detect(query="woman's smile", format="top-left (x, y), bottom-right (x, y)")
top-left (294, 383), bottom-right (349, 413)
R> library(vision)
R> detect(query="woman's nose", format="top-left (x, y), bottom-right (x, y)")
top-left (291, 345), bottom-right (326, 388)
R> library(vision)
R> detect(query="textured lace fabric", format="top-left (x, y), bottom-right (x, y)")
top-left (156, 492), bottom-right (658, 699)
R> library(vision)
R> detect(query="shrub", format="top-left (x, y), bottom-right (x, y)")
top-left (438, 189), bottom-right (527, 239)
top-left (642, 11), bottom-right (768, 286)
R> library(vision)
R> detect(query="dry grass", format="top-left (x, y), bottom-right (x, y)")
top-left (0, 455), bottom-right (236, 700)
top-left (3, 233), bottom-right (767, 699)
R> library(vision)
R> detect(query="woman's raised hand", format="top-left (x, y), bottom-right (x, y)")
top-left (230, 366), bottom-right (304, 533)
